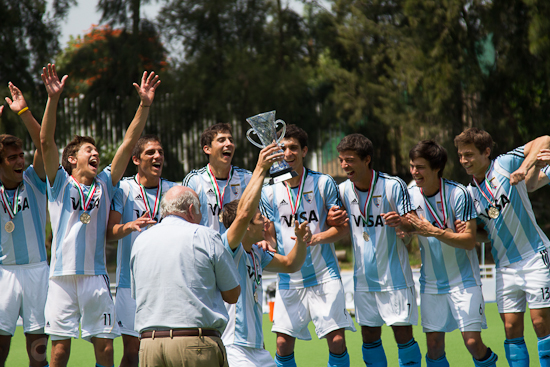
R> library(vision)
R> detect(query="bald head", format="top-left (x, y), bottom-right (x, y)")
top-left (160, 186), bottom-right (201, 223)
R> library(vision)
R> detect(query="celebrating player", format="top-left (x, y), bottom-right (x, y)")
top-left (0, 84), bottom-right (49, 367)
top-left (220, 142), bottom-right (310, 366)
top-left (183, 123), bottom-right (252, 234)
top-left (406, 140), bottom-right (497, 367)
top-left (106, 135), bottom-right (177, 367)
top-left (454, 128), bottom-right (550, 367)
top-left (329, 133), bottom-right (421, 367)
top-left (261, 125), bottom-right (355, 367)
top-left (40, 64), bottom-right (160, 367)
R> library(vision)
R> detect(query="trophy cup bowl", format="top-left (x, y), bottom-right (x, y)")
top-left (246, 110), bottom-right (298, 184)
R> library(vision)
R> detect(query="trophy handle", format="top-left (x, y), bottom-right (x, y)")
top-left (275, 119), bottom-right (286, 143)
top-left (246, 128), bottom-right (265, 149)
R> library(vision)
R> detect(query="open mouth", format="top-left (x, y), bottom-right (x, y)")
top-left (345, 170), bottom-right (354, 178)
top-left (152, 162), bottom-right (162, 169)
top-left (14, 168), bottom-right (23, 174)
top-left (222, 150), bottom-right (232, 158)
top-left (89, 158), bottom-right (98, 169)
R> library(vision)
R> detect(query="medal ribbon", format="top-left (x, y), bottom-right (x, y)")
top-left (284, 167), bottom-right (307, 215)
top-left (0, 183), bottom-right (22, 220)
top-left (249, 251), bottom-right (261, 286)
top-left (472, 162), bottom-right (497, 207)
top-left (352, 170), bottom-right (378, 226)
top-left (134, 174), bottom-right (162, 219)
top-left (206, 164), bottom-right (234, 210)
top-left (421, 178), bottom-right (448, 229)
top-left (70, 176), bottom-right (97, 211)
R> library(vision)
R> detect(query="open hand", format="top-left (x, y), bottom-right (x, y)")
top-left (41, 64), bottom-right (68, 98)
top-left (5, 82), bottom-right (27, 113)
top-left (134, 71), bottom-right (161, 107)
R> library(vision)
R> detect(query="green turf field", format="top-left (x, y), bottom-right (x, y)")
top-left (5, 303), bottom-right (540, 366)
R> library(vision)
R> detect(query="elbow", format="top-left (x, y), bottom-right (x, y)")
top-left (464, 240), bottom-right (476, 251)
top-left (222, 285), bottom-right (241, 304)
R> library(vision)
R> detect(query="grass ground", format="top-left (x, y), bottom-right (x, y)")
top-left (5, 303), bottom-right (540, 366)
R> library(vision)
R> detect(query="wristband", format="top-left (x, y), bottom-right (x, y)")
top-left (18, 107), bottom-right (29, 116)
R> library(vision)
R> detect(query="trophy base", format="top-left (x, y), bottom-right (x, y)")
top-left (269, 167), bottom-right (298, 185)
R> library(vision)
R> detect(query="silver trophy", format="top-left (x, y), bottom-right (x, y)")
top-left (246, 110), bottom-right (298, 184)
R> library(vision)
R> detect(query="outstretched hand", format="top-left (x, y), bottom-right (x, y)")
top-left (127, 212), bottom-right (157, 233)
top-left (5, 82), bottom-right (28, 113)
top-left (134, 71), bottom-right (161, 107)
top-left (41, 64), bottom-right (68, 98)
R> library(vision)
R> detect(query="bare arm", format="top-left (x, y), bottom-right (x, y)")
top-left (308, 223), bottom-right (349, 246)
top-left (225, 143), bottom-right (283, 249)
top-left (405, 213), bottom-right (476, 250)
top-left (110, 72), bottom-right (161, 186)
top-left (39, 64), bottom-right (68, 184)
top-left (265, 221), bottom-right (309, 273)
top-left (106, 210), bottom-right (156, 241)
top-left (510, 135), bottom-right (550, 185)
top-left (5, 82), bottom-right (45, 180)
top-left (221, 285), bottom-right (241, 304)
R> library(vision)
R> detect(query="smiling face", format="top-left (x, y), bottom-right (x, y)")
top-left (69, 143), bottom-right (100, 180)
top-left (409, 157), bottom-right (440, 193)
top-left (134, 141), bottom-right (164, 180)
top-left (338, 150), bottom-right (371, 186)
top-left (280, 137), bottom-right (308, 173)
top-left (204, 131), bottom-right (234, 166)
top-left (457, 143), bottom-right (491, 181)
top-left (0, 145), bottom-right (25, 188)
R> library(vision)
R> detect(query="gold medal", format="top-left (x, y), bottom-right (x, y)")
top-left (5, 221), bottom-right (14, 233)
top-left (80, 212), bottom-right (91, 224)
top-left (254, 291), bottom-right (259, 303)
top-left (363, 231), bottom-right (370, 241)
top-left (488, 206), bottom-right (500, 219)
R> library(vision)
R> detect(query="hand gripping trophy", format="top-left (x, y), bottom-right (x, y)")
top-left (246, 110), bottom-right (298, 184)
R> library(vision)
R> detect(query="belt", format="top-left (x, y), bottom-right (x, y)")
top-left (140, 328), bottom-right (221, 339)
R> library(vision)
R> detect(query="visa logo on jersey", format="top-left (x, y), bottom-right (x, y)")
top-left (280, 211), bottom-right (319, 227)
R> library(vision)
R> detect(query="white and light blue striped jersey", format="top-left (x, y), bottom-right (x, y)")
top-left (182, 165), bottom-right (252, 234)
top-left (221, 234), bottom-right (274, 349)
top-left (409, 179), bottom-right (481, 294)
top-left (260, 168), bottom-right (341, 289)
top-left (467, 146), bottom-right (550, 268)
top-left (0, 166), bottom-right (47, 265)
top-left (339, 172), bottom-right (415, 292)
top-left (47, 166), bottom-right (117, 277)
top-left (111, 176), bottom-right (178, 288)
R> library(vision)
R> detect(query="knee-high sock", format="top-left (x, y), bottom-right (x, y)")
top-left (328, 350), bottom-right (350, 367)
top-left (504, 337), bottom-right (529, 367)
top-left (362, 339), bottom-right (387, 367)
top-left (276, 353), bottom-right (297, 367)
top-left (473, 347), bottom-right (498, 367)
top-left (538, 334), bottom-right (550, 367)
top-left (397, 338), bottom-right (421, 367)
top-left (426, 354), bottom-right (449, 367)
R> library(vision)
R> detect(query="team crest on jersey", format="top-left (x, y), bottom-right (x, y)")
top-left (437, 201), bottom-right (443, 212)
top-left (488, 177), bottom-right (498, 190)
top-left (231, 184), bottom-right (240, 196)
top-left (303, 191), bottom-right (313, 204)
top-left (373, 196), bottom-right (381, 207)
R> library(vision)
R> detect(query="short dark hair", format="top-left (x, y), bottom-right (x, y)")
top-left (200, 123), bottom-right (232, 156)
top-left (132, 135), bottom-right (162, 159)
top-left (409, 140), bottom-right (447, 177)
top-left (62, 135), bottom-right (97, 174)
top-left (336, 134), bottom-right (374, 168)
top-left (0, 135), bottom-right (23, 160)
top-left (454, 128), bottom-right (494, 155)
top-left (278, 124), bottom-right (308, 149)
top-left (220, 199), bottom-right (239, 228)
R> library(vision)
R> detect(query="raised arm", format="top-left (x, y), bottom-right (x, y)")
top-left (40, 64), bottom-right (68, 184)
top-left (510, 135), bottom-right (550, 185)
top-left (6, 82), bottom-right (46, 180)
top-left (110, 72), bottom-right (161, 186)
top-left (265, 220), bottom-right (309, 273)
top-left (225, 143), bottom-right (283, 249)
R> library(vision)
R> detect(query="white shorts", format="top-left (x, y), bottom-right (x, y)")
top-left (497, 250), bottom-right (550, 313)
top-left (272, 279), bottom-right (356, 340)
top-left (0, 262), bottom-right (49, 335)
top-left (355, 286), bottom-right (418, 327)
top-left (115, 287), bottom-right (139, 337)
top-left (421, 286), bottom-right (487, 333)
top-left (44, 274), bottom-right (120, 342)
top-left (226, 344), bottom-right (276, 367)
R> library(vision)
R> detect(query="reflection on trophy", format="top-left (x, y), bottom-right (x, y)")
top-left (246, 110), bottom-right (298, 184)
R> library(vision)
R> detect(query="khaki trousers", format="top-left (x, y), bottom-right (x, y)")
top-left (139, 335), bottom-right (228, 367)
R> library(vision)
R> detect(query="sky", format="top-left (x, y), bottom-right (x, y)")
top-left (54, 1), bottom-right (317, 48)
